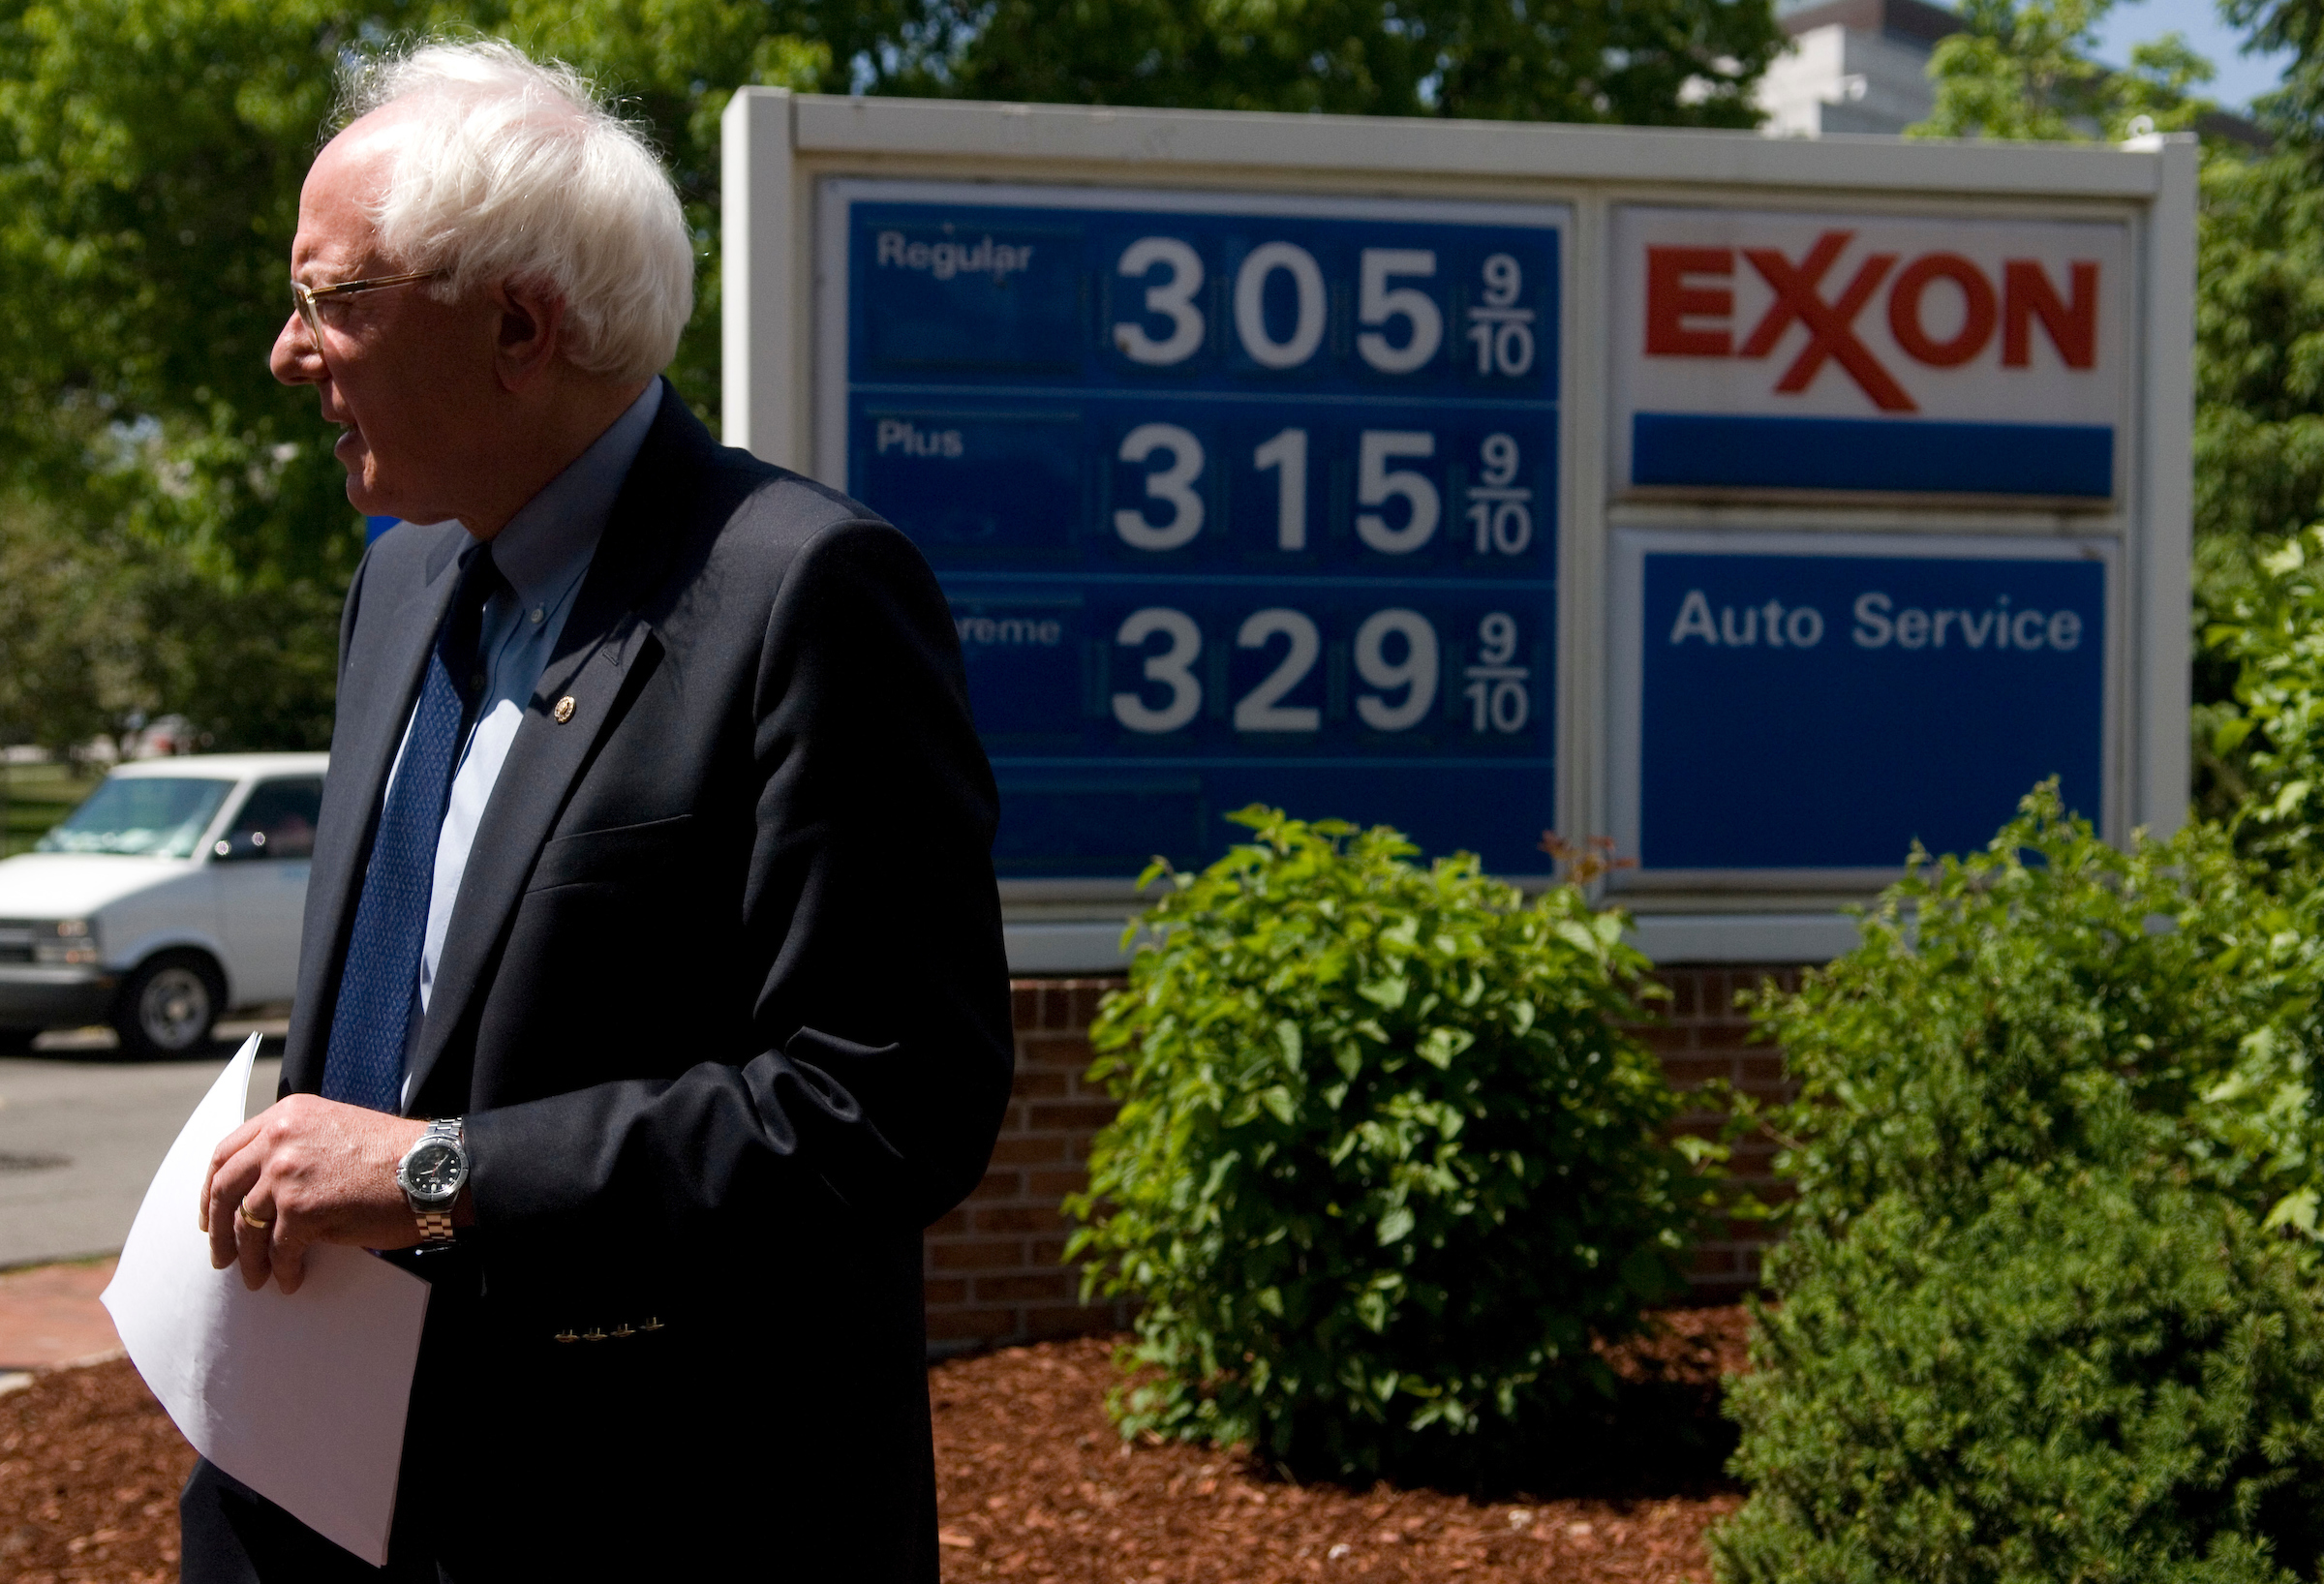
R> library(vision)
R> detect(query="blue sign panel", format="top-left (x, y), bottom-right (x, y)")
top-left (834, 184), bottom-right (1564, 876)
top-left (1628, 539), bottom-right (2108, 872)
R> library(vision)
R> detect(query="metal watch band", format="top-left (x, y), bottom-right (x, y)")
top-left (410, 1117), bottom-right (464, 1245)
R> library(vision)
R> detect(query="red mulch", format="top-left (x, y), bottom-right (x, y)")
top-left (0, 1362), bottom-right (194, 1583)
top-left (0, 1307), bottom-right (1751, 1582)
top-left (932, 1311), bottom-right (1750, 1583)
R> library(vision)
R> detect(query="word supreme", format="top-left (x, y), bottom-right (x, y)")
top-left (1669, 589), bottom-right (2086, 652)
top-left (1644, 232), bottom-right (2097, 411)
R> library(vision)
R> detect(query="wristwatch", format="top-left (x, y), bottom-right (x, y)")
top-left (395, 1117), bottom-right (469, 1245)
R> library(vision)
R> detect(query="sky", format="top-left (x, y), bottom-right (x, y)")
top-left (2087, 0), bottom-right (2293, 109)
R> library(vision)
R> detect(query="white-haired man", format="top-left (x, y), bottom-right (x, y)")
top-left (185, 40), bottom-right (1013, 1581)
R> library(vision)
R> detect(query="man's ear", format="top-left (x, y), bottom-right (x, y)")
top-left (493, 279), bottom-right (566, 392)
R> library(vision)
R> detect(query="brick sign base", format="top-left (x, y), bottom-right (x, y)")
top-left (925, 969), bottom-right (1804, 1354)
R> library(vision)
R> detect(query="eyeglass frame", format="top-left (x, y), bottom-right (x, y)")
top-left (289, 268), bottom-right (447, 350)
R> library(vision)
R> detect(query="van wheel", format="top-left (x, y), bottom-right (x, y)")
top-left (112, 951), bottom-right (224, 1059)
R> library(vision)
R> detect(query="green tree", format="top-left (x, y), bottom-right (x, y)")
top-left (0, 486), bottom-right (340, 757)
top-left (2183, 74), bottom-right (2324, 809)
top-left (2192, 148), bottom-right (2324, 553)
top-left (2224, 0), bottom-right (2324, 142)
top-left (873, 0), bottom-right (1785, 127)
top-left (1911, 0), bottom-right (2216, 141)
top-left (0, 493), bottom-right (168, 761)
top-left (2, 0), bottom-right (1784, 753)
top-left (0, 0), bottom-right (824, 749)
top-left (2186, 0), bottom-right (2324, 569)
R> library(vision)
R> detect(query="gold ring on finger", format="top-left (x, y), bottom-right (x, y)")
top-left (237, 1202), bottom-right (272, 1231)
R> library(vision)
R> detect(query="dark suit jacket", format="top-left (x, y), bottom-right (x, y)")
top-left (277, 385), bottom-right (1013, 1580)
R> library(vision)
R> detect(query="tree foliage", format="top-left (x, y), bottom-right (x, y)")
top-left (0, 492), bottom-right (175, 759)
top-left (0, 0), bottom-right (826, 747)
top-left (1065, 808), bottom-right (1711, 1481)
top-left (0, 0), bottom-right (350, 587)
top-left (0, 489), bottom-right (341, 756)
top-left (2197, 527), bottom-right (2324, 883)
top-left (870, 0), bottom-right (1784, 127)
top-left (1911, 0), bottom-right (2217, 141)
top-left (0, 0), bottom-right (1783, 750)
top-left (2225, 0), bottom-right (2324, 144)
top-left (2194, 145), bottom-right (2324, 551)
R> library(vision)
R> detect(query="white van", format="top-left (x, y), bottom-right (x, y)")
top-left (0, 753), bottom-right (326, 1057)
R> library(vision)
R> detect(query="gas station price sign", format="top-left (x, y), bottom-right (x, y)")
top-left (815, 182), bottom-right (1568, 877)
top-left (729, 94), bottom-right (2192, 962)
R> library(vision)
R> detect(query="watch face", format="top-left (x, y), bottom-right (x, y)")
top-left (403, 1140), bottom-right (464, 1203)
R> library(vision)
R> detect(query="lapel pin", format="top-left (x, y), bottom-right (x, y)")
top-left (553, 696), bottom-right (576, 723)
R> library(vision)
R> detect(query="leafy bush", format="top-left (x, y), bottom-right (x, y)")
top-left (1064, 807), bottom-right (1712, 1480)
top-left (1747, 785), bottom-right (2324, 1241)
top-left (2209, 527), bottom-right (2324, 869)
top-left (1717, 1163), bottom-right (2324, 1584)
top-left (1714, 787), bottom-right (2324, 1581)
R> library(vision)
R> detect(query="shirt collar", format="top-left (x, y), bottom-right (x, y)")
top-left (485, 380), bottom-right (663, 611)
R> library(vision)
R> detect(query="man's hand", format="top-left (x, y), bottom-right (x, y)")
top-left (199, 1097), bottom-right (463, 1295)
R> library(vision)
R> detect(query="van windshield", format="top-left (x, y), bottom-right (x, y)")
top-left (36, 777), bottom-right (235, 858)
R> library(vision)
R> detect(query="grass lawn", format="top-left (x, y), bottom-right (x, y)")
top-left (0, 759), bottom-right (97, 857)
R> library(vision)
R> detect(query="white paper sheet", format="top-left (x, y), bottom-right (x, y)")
top-left (101, 1034), bottom-right (430, 1565)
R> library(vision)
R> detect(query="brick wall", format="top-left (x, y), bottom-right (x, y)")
top-left (1650, 965), bottom-right (1804, 1298)
top-left (923, 980), bottom-right (1132, 1351)
top-left (923, 966), bottom-right (1806, 1352)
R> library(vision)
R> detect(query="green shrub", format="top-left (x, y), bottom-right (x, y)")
top-left (1716, 1162), bottom-right (2324, 1584)
top-left (1750, 785), bottom-right (2324, 1242)
top-left (2208, 526), bottom-right (2324, 869)
top-left (1064, 807), bottom-right (1712, 1480)
top-left (1715, 786), bottom-right (2324, 1582)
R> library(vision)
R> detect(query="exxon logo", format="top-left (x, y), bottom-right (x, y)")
top-left (1642, 230), bottom-right (2098, 413)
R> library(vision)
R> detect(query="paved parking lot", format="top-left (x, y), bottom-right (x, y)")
top-left (0, 1020), bottom-right (285, 1271)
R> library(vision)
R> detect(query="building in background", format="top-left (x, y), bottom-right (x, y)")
top-left (1756, 0), bottom-right (1959, 137)
top-left (1756, 0), bottom-right (2273, 139)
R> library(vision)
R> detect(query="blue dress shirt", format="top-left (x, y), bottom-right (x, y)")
top-left (376, 381), bottom-right (662, 1098)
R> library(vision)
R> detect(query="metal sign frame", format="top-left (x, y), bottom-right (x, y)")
top-left (722, 91), bottom-right (2195, 967)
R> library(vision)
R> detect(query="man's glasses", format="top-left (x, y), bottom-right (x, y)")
top-left (289, 269), bottom-right (446, 349)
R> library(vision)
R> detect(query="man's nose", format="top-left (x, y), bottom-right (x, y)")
top-left (269, 311), bottom-right (321, 387)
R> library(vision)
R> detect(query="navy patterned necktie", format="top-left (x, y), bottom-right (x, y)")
top-left (321, 545), bottom-right (505, 1113)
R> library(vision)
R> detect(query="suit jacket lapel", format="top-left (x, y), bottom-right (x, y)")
top-left (281, 528), bottom-right (470, 1095)
top-left (399, 395), bottom-right (698, 1112)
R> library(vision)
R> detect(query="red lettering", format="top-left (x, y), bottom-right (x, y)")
top-left (1645, 247), bottom-right (1733, 355)
top-left (2003, 259), bottom-right (2097, 368)
top-left (1737, 232), bottom-right (1848, 357)
top-left (1887, 253), bottom-right (1997, 367)
top-left (1740, 231), bottom-right (1915, 412)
